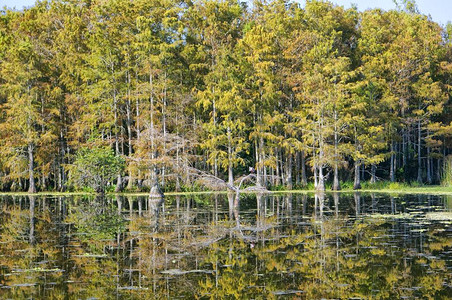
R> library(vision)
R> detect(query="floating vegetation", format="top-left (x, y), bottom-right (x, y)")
top-left (271, 290), bottom-right (304, 295)
top-left (11, 283), bottom-right (36, 287)
top-left (74, 253), bottom-right (108, 258)
top-left (160, 269), bottom-right (214, 275)
top-left (12, 268), bottom-right (64, 273)
top-left (117, 286), bottom-right (149, 291)
top-left (367, 213), bottom-right (412, 219)
top-left (425, 212), bottom-right (452, 221)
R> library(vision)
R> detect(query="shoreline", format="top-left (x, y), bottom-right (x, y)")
top-left (1, 186), bottom-right (452, 196)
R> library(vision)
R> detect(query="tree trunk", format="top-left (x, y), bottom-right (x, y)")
top-left (115, 175), bottom-right (123, 193)
top-left (295, 151), bottom-right (300, 186)
top-left (332, 164), bottom-right (341, 190)
top-left (255, 139), bottom-right (261, 186)
top-left (353, 161), bottom-right (361, 190)
top-left (301, 151), bottom-right (307, 187)
top-left (161, 72), bottom-right (167, 188)
top-left (227, 192), bottom-right (235, 217)
top-left (427, 146), bottom-right (432, 184)
top-left (58, 169), bottom-right (62, 192)
top-left (28, 143), bottom-right (36, 193)
top-left (135, 74), bottom-right (141, 191)
top-left (113, 72), bottom-right (124, 193)
top-left (175, 126), bottom-right (181, 192)
top-left (58, 127), bottom-right (66, 191)
top-left (275, 148), bottom-right (281, 186)
top-left (402, 128), bottom-right (407, 167)
top-left (263, 148), bottom-right (267, 187)
top-left (313, 164), bottom-right (318, 189)
top-left (227, 126), bottom-right (234, 186)
top-left (370, 164), bottom-right (376, 184)
top-left (332, 110), bottom-right (340, 191)
top-left (390, 141), bottom-right (395, 182)
top-left (256, 135), bottom-right (265, 187)
top-left (126, 72), bottom-right (134, 190)
top-left (149, 71), bottom-right (158, 193)
top-left (436, 158), bottom-right (441, 183)
top-left (417, 120), bottom-right (422, 183)
top-left (272, 147), bottom-right (280, 186)
top-left (149, 170), bottom-right (164, 204)
top-left (136, 75), bottom-right (141, 141)
top-left (41, 175), bottom-right (47, 191)
top-left (361, 164), bottom-right (365, 181)
top-left (317, 165), bottom-right (325, 191)
top-left (285, 153), bottom-right (293, 190)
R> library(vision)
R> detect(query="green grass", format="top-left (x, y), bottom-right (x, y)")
top-left (274, 184), bottom-right (452, 195)
top-left (442, 156), bottom-right (452, 187)
top-left (2, 181), bottom-right (452, 196)
top-left (0, 190), bottom-right (228, 197)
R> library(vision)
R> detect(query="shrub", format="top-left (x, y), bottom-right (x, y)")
top-left (68, 147), bottom-right (125, 195)
top-left (340, 181), bottom-right (354, 190)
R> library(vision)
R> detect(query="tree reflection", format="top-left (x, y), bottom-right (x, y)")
top-left (194, 193), bottom-right (452, 299)
top-left (66, 196), bottom-right (126, 245)
top-left (0, 193), bottom-right (450, 299)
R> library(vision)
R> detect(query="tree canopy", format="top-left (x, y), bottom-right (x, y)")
top-left (0, 0), bottom-right (452, 193)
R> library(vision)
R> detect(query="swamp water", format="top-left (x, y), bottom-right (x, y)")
top-left (0, 193), bottom-right (451, 299)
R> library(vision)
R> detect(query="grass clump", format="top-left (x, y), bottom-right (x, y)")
top-left (442, 155), bottom-right (452, 187)
top-left (360, 181), bottom-right (419, 190)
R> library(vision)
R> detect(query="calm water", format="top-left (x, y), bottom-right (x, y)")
top-left (0, 193), bottom-right (451, 299)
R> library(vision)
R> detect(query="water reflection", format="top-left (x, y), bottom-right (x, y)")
top-left (0, 193), bottom-right (451, 298)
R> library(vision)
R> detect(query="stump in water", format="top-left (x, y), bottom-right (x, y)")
top-left (149, 183), bottom-right (164, 204)
top-left (115, 174), bottom-right (123, 193)
top-left (148, 182), bottom-right (164, 230)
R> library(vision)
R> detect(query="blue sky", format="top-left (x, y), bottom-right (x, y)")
top-left (1, 0), bottom-right (451, 25)
top-left (337, 0), bottom-right (451, 25)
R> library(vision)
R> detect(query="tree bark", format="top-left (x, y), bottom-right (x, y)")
top-left (436, 158), bottom-right (441, 183)
top-left (417, 120), bottom-right (422, 183)
top-left (402, 128), bottom-right (407, 166)
top-left (427, 146), bottom-right (432, 184)
top-left (277, 148), bottom-right (283, 185)
top-left (285, 153), bottom-right (293, 190)
top-left (227, 126), bottom-right (234, 186)
top-left (317, 165), bottom-right (325, 191)
top-left (149, 169), bottom-right (164, 204)
top-left (332, 110), bottom-right (340, 191)
top-left (370, 164), bottom-right (376, 184)
top-left (126, 71), bottom-right (134, 190)
top-left (295, 151), bottom-right (300, 186)
top-left (28, 143), bottom-right (36, 193)
top-left (59, 127), bottom-right (67, 192)
top-left (301, 150), bottom-right (307, 187)
top-left (332, 164), bottom-right (341, 190)
top-left (256, 135), bottom-right (265, 187)
top-left (115, 174), bottom-right (123, 193)
top-left (161, 72), bottom-right (167, 188)
top-left (390, 141), bottom-right (395, 182)
top-left (313, 163), bottom-right (318, 189)
top-left (353, 161), bottom-right (361, 190)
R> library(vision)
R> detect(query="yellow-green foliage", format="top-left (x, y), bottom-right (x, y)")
top-left (441, 155), bottom-right (452, 187)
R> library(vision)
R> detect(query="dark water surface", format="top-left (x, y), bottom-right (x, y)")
top-left (0, 193), bottom-right (451, 299)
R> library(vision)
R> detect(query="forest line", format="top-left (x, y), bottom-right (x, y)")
top-left (1, 0), bottom-right (452, 193)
